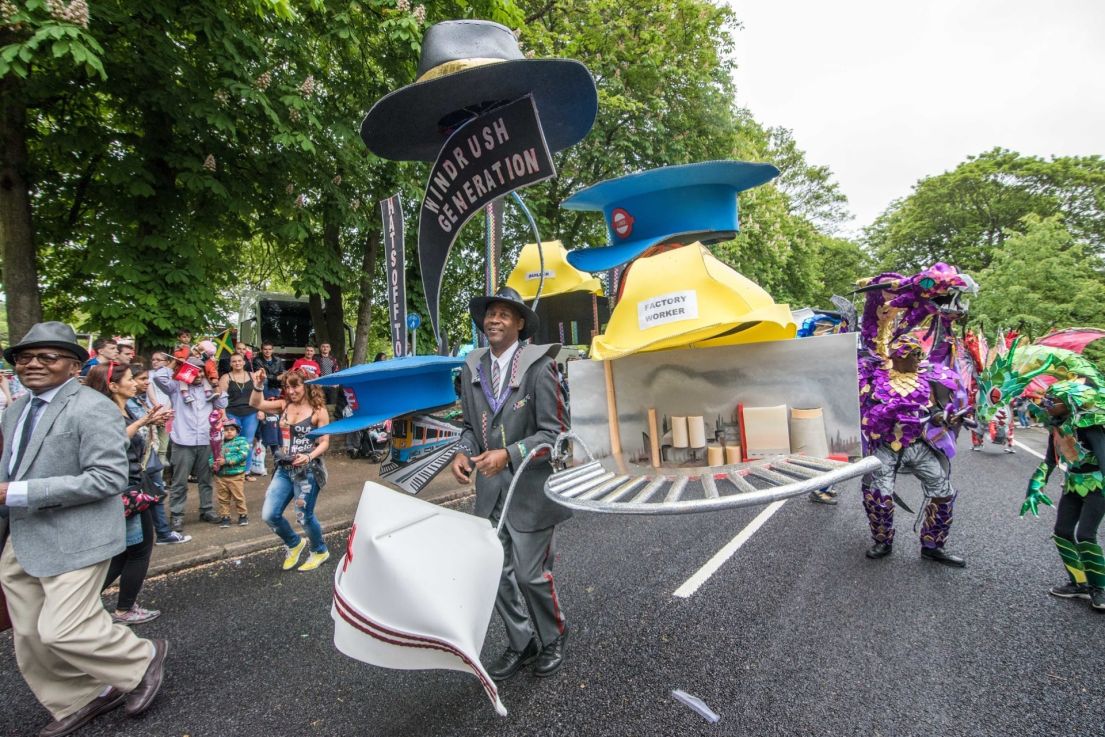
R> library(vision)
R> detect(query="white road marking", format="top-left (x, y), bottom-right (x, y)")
top-left (1013, 440), bottom-right (1045, 460)
top-left (673, 500), bottom-right (787, 599)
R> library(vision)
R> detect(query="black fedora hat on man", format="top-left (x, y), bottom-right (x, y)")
top-left (3, 321), bottom-right (89, 364)
top-left (361, 19), bottom-right (598, 162)
top-left (469, 286), bottom-right (539, 342)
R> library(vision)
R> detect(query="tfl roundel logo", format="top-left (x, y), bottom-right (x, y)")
top-left (611, 208), bottom-right (635, 239)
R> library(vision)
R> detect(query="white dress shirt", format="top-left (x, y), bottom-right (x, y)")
top-left (490, 341), bottom-right (519, 396)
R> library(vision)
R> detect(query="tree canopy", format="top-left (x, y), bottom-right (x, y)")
top-left (2, 0), bottom-right (861, 355)
top-left (970, 215), bottom-right (1105, 338)
top-left (866, 148), bottom-right (1105, 274)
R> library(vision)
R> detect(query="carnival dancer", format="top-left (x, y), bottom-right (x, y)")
top-left (963, 330), bottom-right (1016, 453)
top-left (450, 286), bottom-right (571, 680)
top-left (1021, 380), bottom-right (1105, 610)
top-left (861, 335), bottom-right (968, 566)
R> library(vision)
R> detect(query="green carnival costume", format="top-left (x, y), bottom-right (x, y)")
top-left (1023, 380), bottom-right (1105, 609)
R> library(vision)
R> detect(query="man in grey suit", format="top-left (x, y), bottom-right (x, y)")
top-left (0, 322), bottom-right (168, 737)
top-left (450, 287), bottom-right (572, 680)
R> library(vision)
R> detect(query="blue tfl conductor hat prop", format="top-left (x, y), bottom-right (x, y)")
top-left (562, 160), bottom-right (780, 274)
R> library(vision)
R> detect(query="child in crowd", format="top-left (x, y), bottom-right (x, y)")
top-left (173, 329), bottom-right (193, 362)
top-left (211, 416), bottom-right (250, 527)
top-left (198, 340), bottom-right (220, 385)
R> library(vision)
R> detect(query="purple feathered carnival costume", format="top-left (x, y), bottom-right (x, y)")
top-left (856, 263), bottom-right (976, 566)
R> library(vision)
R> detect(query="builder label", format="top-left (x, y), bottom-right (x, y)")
top-left (637, 290), bottom-right (698, 331)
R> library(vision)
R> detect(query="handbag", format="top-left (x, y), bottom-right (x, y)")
top-left (250, 441), bottom-right (268, 476)
top-left (123, 424), bottom-right (159, 518)
top-left (122, 485), bottom-right (157, 519)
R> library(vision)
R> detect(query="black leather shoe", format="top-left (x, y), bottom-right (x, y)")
top-left (487, 639), bottom-right (539, 681)
top-left (125, 639), bottom-right (169, 716)
top-left (39, 688), bottom-right (126, 737)
top-left (534, 628), bottom-right (568, 678)
top-left (921, 547), bottom-right (966, 568)
top-left (865, 542), bottom-right (893, 559)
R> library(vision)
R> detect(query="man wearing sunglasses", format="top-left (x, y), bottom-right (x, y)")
top-left (0, 322), bottom-right (168, 735)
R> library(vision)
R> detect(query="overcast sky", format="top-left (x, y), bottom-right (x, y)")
top-left (728, 0), bottom-right (1105, 234)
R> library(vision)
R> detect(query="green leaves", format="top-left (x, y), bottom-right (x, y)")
top-left (867, 148), bottom-right (1105, 274)
top-left (10, 0), bottom-right (858, 352)
top-left (0, 13), bottom-right (106, 80)
top-left (972, 214), bottom-right (1105, 337)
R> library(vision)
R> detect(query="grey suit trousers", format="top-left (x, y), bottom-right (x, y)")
top-left (490, 497), bottom-right (566, 651)
top-left (168, 443), bottom-right (214, 516)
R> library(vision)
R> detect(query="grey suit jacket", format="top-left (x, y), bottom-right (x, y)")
top-left (457, 344), bottom-right (572, 532)
top-left (0, 380), bottom-right (129, 577)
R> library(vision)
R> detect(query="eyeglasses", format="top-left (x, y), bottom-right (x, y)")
top-left (107, 361), bottom-right (122, 384)
top-left (13, 352), bottom-right (74, 366)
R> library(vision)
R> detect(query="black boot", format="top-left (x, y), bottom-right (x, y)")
top-left (534, 628), bottom-right (569, 678)
top-left (486, 639), bottom-right (539, 681)
top-left (921, 547), bottom-right (966, 568)
top-left (865, 542), bottom-right (892, 559)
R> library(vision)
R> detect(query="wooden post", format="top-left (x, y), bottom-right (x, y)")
top-left (647, 407), bottom-right (661, 468)
top-left (603, 359), bottom-right (622, 457)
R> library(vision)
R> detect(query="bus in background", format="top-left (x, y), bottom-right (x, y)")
top-left (238, 291), bottom-right (351, 360)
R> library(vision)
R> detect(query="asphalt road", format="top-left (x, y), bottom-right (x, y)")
top-left (2, 429), bottom-right (1102, 737)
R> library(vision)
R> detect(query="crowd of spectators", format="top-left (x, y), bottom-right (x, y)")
top-left (0, 330), bottom-right (352, 611)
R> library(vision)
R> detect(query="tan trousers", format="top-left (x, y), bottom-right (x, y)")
top-left (216, 473), bottom-right (248, 516)
top-left (0, 544), bottom-right (154, 720)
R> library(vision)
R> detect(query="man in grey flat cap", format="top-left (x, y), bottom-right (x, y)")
top-left (0, 321), bottom-right (168, 737)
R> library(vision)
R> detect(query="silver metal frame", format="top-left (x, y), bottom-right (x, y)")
top-left (541, 431), bottom-right (880, 515)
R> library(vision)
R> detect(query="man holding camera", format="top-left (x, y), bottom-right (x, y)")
top-left (153, 356), bottom-right (228, 533)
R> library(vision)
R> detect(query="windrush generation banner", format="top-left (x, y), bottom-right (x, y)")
top-left (418, 95), bottom-right (556, 344)
top-left (380, 194), bottom-right (407, 358)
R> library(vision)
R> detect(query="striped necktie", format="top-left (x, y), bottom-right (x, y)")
top-left (12, 397), bottom-right (47, 477)
top-left (491, 358), bottom-right (501, 397)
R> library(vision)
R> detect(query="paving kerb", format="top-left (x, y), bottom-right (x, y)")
top-left (147, 451), bottom-right (474, 577)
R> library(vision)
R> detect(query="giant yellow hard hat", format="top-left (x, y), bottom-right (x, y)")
top-left (590, 244), bottom-right (795, 360)
top-left (505, 240), bottom-right (604, 300)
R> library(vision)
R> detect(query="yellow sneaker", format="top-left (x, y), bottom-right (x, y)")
top-left (282, 539), bottom-right (308, 571)
top-left (298, 550), bottom-right (330, 572)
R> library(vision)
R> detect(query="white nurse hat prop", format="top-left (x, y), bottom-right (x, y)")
top-left (332, 481), bottom-right (508, 715)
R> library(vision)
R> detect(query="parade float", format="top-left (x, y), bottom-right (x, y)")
top-left (316, 17), bottom-right (889, 716)
top-left (540, 161), bottom-right (880, 515)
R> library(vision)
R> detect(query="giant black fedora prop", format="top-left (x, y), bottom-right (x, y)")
top-left (361, 20), bottom-right (598, 162)
top-left (4, 321), bottom-right (89, 364)
top-left (469, 286), bottom-right (539, 342)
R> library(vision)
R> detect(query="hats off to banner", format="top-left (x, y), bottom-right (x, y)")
top-left (380, 194), bottom-right (408, 359)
